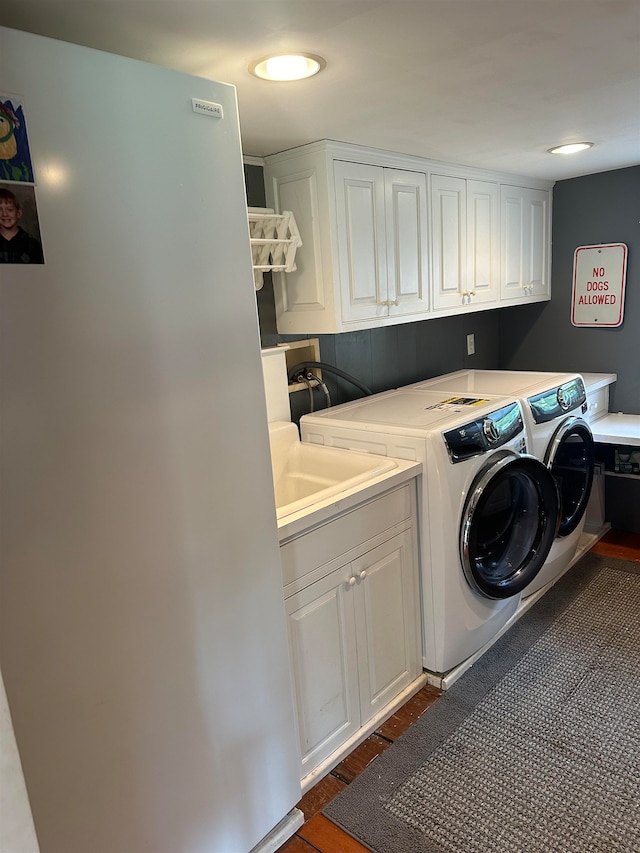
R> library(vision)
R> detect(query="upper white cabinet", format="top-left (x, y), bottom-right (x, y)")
top-left (430, 175), bottom-right (499, 312)
top-left (264, 144), bottom-right (428, 334)
top-left (264, 141), bottom-right (552, 334)
top-left (500, 185), bottom-right (551, 302)
top-left (334, 162), bottom-right (429, 325)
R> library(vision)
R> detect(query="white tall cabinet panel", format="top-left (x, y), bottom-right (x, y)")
top-left (500, 185), bottom-right (551, 301)
top-left (0, 27), bottom-right (302, 853)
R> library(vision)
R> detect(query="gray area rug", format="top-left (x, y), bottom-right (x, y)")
top-left (324, 552), bottom-right (640, 853)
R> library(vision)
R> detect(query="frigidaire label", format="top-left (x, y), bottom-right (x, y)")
top-left (192, 98), bottom-right (223, 119)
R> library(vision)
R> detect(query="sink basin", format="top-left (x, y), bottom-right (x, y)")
top-left (268, 421), bottom-right (397, 520)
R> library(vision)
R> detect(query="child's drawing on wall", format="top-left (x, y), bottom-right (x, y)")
top-left (0, 95), bottom-right (35, 183)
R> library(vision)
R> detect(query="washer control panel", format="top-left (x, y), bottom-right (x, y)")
top-left (443, 402), bottom-right (525, 463)
top-left (528, 377), bottom-right (587, 424)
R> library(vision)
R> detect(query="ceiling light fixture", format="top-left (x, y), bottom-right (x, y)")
top-left (249, 53), bottom-right (326, 82)
top-left (547, 142), bottom-right (594, 155)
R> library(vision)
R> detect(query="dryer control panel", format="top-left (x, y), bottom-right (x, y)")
top-left (528, 377), bottom-right (587, 424)
top-left (443, 402), bottom-right (525, 463)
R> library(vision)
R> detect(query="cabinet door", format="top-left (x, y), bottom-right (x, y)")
top-left (525, 188), bottom-right (550, 298)
top-left (285, 569), bottom-right (360, 778)
top-left (466, 180), bottom-right (499, 306)
top-left (352, 531), bottom-right (421, 725)
top-left (500, 186), bottom-right (525, 300)
top-left (334, 161), bottom-right (388, 323)
top-left (500, 186), bottom-right (550, 301)
top-left (431, 174), bottom-right (467, 310)
top-left (385, 169), bottom-right (430, 317)
top-left (272, 166), bottom-right (327, 316)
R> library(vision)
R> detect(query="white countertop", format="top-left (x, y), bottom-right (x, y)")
top-left (591, 413), bottom-right (640, 447)
top-left (580, 372), bottom-right (617, 391)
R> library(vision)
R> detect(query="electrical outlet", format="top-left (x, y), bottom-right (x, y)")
top-left (467, 333), bottom-right (475, 356)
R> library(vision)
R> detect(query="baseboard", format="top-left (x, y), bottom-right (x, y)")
top-left (299, 672), bottom-right (428, 794)
top-left (249, 809), bottom-right (305, 853)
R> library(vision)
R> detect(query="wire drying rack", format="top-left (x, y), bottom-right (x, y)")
top-left (248, 207), bottom-right (302, 290)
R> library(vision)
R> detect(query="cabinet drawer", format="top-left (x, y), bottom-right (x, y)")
top-left (280, 484), bottom-right (413, 589)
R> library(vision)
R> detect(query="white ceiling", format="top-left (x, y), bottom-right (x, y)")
top-left (1, 0), bottom-right (639, 181)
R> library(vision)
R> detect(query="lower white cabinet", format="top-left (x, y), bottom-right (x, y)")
top-left (280, 482), bottom-right (422, 785)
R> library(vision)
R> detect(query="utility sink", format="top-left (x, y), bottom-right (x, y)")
top-left (268, 421), bottom-right (397, 520)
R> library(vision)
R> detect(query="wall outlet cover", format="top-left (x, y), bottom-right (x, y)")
top-left (467, 333), bottom-right (475, 356)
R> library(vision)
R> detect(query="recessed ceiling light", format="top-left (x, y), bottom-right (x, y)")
top-left (249, 53), bottom-right (326, 82)
top-left (547, 142), bottom-right (594, 155)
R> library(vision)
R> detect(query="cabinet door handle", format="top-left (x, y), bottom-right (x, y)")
top-left (348, 576), bottom-right (357, 587)
top-left (359, 569), bottom-right (367, 580)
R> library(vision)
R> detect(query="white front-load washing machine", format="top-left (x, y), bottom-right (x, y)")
top-left (300, 389), bottom-right (560, 676)
top-left (406, 370), bottom-right (595, 597)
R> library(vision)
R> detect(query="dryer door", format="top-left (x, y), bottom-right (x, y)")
top-left (460, 452), bottom-right (559, 599)
top-left (545, 417), bottom-right (595, 537)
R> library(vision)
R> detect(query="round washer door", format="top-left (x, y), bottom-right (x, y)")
top-left (545, 417), bottom-right (595, 537)
top-left (460, 452), bottom-right (560, 600)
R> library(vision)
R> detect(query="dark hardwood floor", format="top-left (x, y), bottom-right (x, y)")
top-left (277, 684), bottom-right (442, 853)
top-left (276, 529), bottom-right (640, 853)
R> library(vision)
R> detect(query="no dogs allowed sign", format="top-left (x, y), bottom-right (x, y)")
top-left (571, 243), bottom-right (627, 327)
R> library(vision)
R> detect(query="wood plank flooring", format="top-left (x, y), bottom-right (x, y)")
top-left (591, 528), bottom-right (640, 562)
top-left (276, 529), bottom-right (640, 853)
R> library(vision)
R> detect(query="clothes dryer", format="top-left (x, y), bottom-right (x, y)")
top-left (406, 371), bottom-right (595, 597)
top-left (300, 390), bottom-right (560, 675)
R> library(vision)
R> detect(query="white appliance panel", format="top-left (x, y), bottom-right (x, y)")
top-left (405, 369), bottom-right (592, 600)
top-left (304, 389), bottom-right (517, 431)
top-left (408, 369), bottom-right (567, 396)
top-left (301, 394), bottom-right (534, 674)
top-left (0, 27), bottom-right (299, 853)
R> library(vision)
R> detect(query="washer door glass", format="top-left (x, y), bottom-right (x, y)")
top-left (546, 418), bottom-right (595, 537)
top-left (460, 453), bottom-right (559, 599)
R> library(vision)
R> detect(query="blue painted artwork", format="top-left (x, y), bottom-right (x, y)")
top-left (0, 95), bottom-right (35, 183)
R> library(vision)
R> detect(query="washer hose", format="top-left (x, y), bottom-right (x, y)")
top-left (288, 361), bottom-right (373, 397)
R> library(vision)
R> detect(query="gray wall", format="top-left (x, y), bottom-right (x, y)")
top-left (499, 166), bottom-right (639, 533)
top-left (499, 166), bottom-right (639, 414)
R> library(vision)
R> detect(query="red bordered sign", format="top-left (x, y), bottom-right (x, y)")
top-left (571, 243), bottom-right (628, 328)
